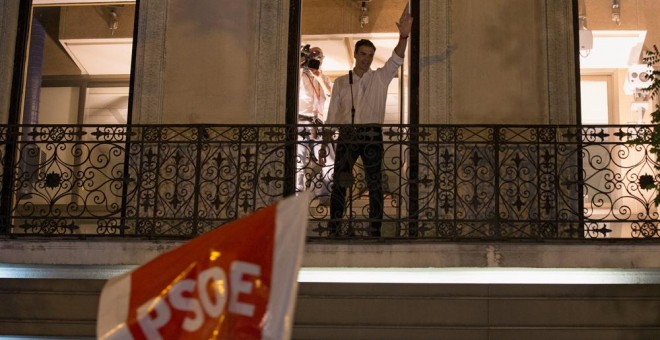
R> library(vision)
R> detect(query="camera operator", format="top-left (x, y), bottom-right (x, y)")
top-left (297, 46), bottom-right (333, 202)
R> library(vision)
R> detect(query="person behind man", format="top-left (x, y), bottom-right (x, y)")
top-left (297, 46), bottom-right (333, 198)
top-left (324, 5), bottom-right (412, 237)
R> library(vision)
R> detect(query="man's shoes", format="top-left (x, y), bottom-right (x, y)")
top-left (327, 220), bottom-right (339, 237)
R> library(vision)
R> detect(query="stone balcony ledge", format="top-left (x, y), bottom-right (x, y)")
top-left (3, 239), bottom-right (660, 269)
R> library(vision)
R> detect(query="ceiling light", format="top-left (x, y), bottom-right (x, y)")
top-left (612, 0), bottom-right (621, 26)
top-left (108, 7), bottom-right (119, 36)
top-left (356, 0), bottom-right (371, 29)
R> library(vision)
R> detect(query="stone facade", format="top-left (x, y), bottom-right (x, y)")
top-left (0, 0), bottom-right (587, 269)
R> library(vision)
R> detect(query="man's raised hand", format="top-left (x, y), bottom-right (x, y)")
top-left (396, 4), bottom-right (412, 37)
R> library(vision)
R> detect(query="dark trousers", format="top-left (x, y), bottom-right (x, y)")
top-left (329, 126), bottom-right (383, 236)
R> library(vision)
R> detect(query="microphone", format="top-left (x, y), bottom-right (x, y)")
top-left (348, 70), bottom-right (353, 85)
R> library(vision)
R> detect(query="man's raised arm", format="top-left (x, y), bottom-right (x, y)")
top-left (394, 4), bottom-right (413, 58)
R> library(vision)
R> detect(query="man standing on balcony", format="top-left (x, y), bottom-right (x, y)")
top-left (324, 5), bottom-right (412, 237)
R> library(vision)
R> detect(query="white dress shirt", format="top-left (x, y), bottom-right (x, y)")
top-left (298, 69), bottom-right (329, 120)
top-left (326, 51), bottom-right (404, 124)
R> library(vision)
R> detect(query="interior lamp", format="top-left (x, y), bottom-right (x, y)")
top-left (612, 0), bottom-right (621, 26)
top-left (579, 16), bottom-right (593, 57)
top-left (355, 0), bottom-right (371, 28)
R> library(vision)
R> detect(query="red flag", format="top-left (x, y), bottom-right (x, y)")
top-left (97, 194), bottom-right (309, 340)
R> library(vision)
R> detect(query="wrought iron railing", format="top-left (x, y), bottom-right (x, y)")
top-left (0, 124), bottom-right (658, 240)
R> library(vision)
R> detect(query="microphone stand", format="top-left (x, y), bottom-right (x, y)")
top-left (349, 70), bottom-right (355, 125)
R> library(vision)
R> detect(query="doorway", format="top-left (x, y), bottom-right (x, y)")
top-left (294, 0), bottom-right (417, 236)
top-left (4, 0), bottom-right (137, 234)
top-left (577, 0), bottom-right (660, 237)
top-left (20, 0), bottom-right (136, 126)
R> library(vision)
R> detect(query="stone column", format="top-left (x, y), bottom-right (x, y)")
top-left (0, 1), bottom-right (20, 123)
top-left (416, 0), bottom-right (578, 236)
top-left (419, 0), bottom-right (577, 124)
top-left (546, 0), bottom-right (578, 124)
top-left (419, 0), bottom-right (450, 124)
top-left (255, 0), bottom-right (290, 124)
top-left (130, 0), bottom-right (168, 124)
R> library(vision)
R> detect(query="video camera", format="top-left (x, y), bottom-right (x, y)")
top-left (300, 44), bottom-right (322, 70)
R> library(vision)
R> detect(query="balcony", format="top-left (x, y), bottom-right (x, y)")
top-left (0, 124), bottom-right (658, 241)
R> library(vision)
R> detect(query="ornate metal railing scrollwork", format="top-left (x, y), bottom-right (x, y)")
top-left (0, 124), bottom-right (658, 240)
